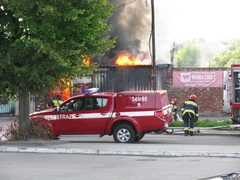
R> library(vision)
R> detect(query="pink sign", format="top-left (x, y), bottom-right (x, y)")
top-left (173, 71), bottom-right (223, 87)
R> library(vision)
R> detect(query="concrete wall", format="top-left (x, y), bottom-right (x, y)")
top-left (161, 66), bottom-right (229, 115)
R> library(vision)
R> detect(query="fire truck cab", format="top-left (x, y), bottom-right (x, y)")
top-left (30, 89), bottom-right (173, 143)
top-left (230, 64), bottom-right (240, 124)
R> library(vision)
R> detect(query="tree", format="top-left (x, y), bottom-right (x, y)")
top-left (0, 0), bottom-right (117, 137)
top-left (212, 39), bottom-right (240, 67)
top-left (174, 41), bottom-right (202, 68)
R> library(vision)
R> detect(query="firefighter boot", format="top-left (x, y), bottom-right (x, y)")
top-left (184, 128), bottom-right (189, 136)
top-left (190, 129), bottom-right (194, 136)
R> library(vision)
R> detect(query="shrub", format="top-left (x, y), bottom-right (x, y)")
top-left (1, 117), bottom-right (53, 141)
top-left (0, 125), bottom-right (3, 141)
top-left (3, 118), bottom-right (28, 141)
top-left (30, 119), bottom-right (53, 140)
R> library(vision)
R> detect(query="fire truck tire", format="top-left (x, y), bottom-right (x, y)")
top-left (134, 132), bottom-right (145, 141)
top-left (113, 124), bottom-right (135, 143)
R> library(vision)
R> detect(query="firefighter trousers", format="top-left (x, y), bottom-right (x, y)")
top-left (183, 112), bottom-right (195, 129)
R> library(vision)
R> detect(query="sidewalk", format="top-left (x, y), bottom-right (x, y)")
top-left (0, 133), bottom-right (239, 158)
top-left (0, 115), bottom-right (240, 158)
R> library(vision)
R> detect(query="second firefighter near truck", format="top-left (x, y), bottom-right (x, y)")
top-left (170, 98), bottom-right (178, 121)
top-left (47, 91), bottom-right (64, 108)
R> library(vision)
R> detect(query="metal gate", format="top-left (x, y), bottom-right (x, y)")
top-left (92, 66), bottom-right (152, 92)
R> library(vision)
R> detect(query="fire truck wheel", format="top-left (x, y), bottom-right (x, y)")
top-left (113, 124), bottom-right (135, 143)
top-left (134, 132), bottom-right (145, 141)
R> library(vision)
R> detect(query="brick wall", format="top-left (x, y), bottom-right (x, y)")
top-left (162, 66), bottom-right (229, 114)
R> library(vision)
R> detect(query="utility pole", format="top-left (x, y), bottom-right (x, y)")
top-left (170, 42), bottom-right (175, 67)
top-left (151, 0), bottom-right (156, 90)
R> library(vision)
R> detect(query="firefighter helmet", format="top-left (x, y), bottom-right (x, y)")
top-left (189, 94), bottom-right (197, 100)
top-left (171, 98), bottom-right (177, 103)
top-left (55, 91), bottom-right (61, 95)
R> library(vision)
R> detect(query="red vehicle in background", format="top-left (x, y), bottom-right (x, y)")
top-left (30, 89), bottom-right (172, 143)
top-left (229, 64), bottom-right (240, 124)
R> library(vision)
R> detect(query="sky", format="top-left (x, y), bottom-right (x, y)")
top-left (155, 0), bottom-right (240, 42)
top-left (152, 0), bottom-right (240, 64)
top-left (107, 0), bottom-right (240, 65)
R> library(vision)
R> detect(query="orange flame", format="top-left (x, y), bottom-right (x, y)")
top-left (115, 53), bottom-right (151, 66)
top-left (81, 55), bottom-right (90, 67)
top-left (83, 58), bottom-right (90, 67)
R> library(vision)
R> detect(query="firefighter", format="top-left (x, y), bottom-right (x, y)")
top-left (181, 94), bottom-right (199, 136)
top-left (47, 91), bottom-right (64, 108)
top-left (170, 98), bottom-right (178, 121)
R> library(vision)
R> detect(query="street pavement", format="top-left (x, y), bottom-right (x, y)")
top-left (1, 115), bottom-right (239, 180)
top-left (0, 114), bottom-right (240, 158)
top-left (0, 152), bottom-right (239, 180)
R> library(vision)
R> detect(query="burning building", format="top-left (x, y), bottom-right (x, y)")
top-left (89, 0), bottom-right (156, 92)
top-left (92, 0), bottom-right (152, 64)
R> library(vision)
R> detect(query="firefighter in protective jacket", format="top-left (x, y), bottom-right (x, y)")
top-left (47, 91), bottom-right (64, 108)
top-left (170, 98), bottom-right (178, 121)
top-left (181, 94), bottom-right (199, 136)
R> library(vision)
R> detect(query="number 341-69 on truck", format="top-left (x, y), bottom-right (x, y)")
top-left (30, 90), bottom-right (173, 143)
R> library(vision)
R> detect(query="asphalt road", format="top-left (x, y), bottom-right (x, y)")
top-left (0, 115), bottom-right (240, 180)
top-left (0, 133), bottom-right (240, 180)
top-left (0, 152), bottom-right (239, 180)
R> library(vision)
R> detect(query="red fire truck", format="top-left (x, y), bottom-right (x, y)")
top-left (229, 64), bottom-right (240, 124)
top-left (30, 89), bottom-right (173, 143)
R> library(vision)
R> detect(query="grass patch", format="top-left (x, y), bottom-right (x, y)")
top-left (169, 121), bottom-right (184, 127)
top-left (169, 119), bottom-right (232, 127)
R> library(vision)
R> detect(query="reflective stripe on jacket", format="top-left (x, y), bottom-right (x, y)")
top-left (47, 98), bottom-right (64, 108)
top-left (181, 100), bottom-right (199, 117)
top-left (52, 99), bottom-right (64, 107)
top-left (170, 103), bottom-right (178, 115)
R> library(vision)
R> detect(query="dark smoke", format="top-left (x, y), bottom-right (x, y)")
top-left (93, 0), bottom-right (151, 66)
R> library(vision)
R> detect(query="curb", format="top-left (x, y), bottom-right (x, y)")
top-left (0, 147), bottom-right (240, 158)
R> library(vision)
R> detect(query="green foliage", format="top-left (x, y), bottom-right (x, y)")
top-left (169, 119), bottom-right (232, 127)
top-left (169, 121), bottom-right (184, 127)
top-left (195, 119), bottom-right (232, 127)
top-left (212, 38), bottom-right (240, 67)
top-left (0, 0), bottom-right (117, 97)
top-left (175, 41), bottom-right (202, 68)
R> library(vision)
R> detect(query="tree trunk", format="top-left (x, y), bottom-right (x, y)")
top-left (19, 86), bottom-right (30, 138)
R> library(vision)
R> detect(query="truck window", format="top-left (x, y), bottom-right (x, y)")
top-left (85, 97), bottom-right (108, 110)
top-left (96, 97), bottom-right (108, 109)
top-left (59, 97), bottom-right (108, 112)
top-left (59, 98), bottom-right (86, 112)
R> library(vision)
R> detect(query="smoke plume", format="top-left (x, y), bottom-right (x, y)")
top-left (93, 0), bottom-right (152, 65)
